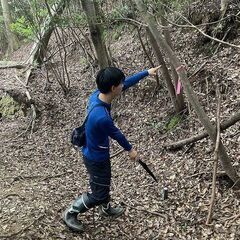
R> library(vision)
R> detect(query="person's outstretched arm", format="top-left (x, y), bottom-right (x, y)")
top-left (123, 66), bottom-right (161, 91)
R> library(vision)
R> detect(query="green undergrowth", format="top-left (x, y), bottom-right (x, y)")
top-left (146, 113), bottom-right (183, 133)
top-left (0, 95), bottom-right (24, 118)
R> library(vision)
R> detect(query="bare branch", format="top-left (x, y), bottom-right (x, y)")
top-left (206, 86), bottom-right (221, 225)
top-left (157, 2), bottom-right (240, 49)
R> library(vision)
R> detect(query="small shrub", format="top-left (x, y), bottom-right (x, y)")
top-left (165, 115), bottom-right (181, 131)
top-left (10, 16), bottom-right (34, 40)
top-left (0, 95), bottom-right (24, 118)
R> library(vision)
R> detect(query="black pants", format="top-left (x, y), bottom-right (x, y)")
top-left (83, 156), bottom-right (111, 207)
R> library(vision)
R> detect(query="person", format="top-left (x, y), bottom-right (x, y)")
top-left (64, 65), bottom-right (161, 232)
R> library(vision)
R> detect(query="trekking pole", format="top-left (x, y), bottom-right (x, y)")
top-left (161, 168), bottom-right (168, 200)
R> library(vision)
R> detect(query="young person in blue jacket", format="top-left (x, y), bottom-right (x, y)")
top-left (64, 65), bottom-right (161, 232)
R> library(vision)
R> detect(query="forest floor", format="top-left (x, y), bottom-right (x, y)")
top-left (0, 10), bottom-right (240, 240)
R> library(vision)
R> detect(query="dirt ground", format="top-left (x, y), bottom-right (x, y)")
top-left (0, 20), bottom-right (240, 239)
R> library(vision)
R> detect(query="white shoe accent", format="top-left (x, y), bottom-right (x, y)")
top-left (81, 195), bottom-right (90, 209)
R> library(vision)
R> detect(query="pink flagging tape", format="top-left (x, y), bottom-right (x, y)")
top-left (176, 79), bottom-right (181, 95)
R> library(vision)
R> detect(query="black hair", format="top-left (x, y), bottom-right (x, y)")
top-left (96, 67), bottom-right (125, 94)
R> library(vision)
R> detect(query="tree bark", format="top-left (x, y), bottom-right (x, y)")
top-left (135, 0), bottom-right (239, 183)
top-left (160, 13), bottom-right (185, 112)
top-left (1, 0), bottom-right (19, 55)
top-left (0, 61), bottom-right (26, 69)
top-left (220, 0), bottom-right (229, 15)
top-left (165, 109), bottom-right (240, 149)
top-left (206, 87), bottom-right (221, 225)
top-left (81, 0), bottom-right (111, 69)
top-left (137, 27), bottom-right (160, 86)
top-left (147, 28), bottom-right (179, 112)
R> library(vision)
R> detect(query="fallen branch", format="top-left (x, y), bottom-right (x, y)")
top-left (186, 170), bottom-right (226, 180)
top-left (0, 193), bottom-right (23, 201)
top-left (110, 149), bottom-right (124, 159)
top-left (222, 212), bottom-right (240, 227)
top-left (231, 178), bottom-right (240, 190)
top-left (185, 171), bottom-right (206, 179)
top-left (116, 225), bottom-right (132, 240)
top-left (164, 109), bottom-right (240, 149)
top-left (124, 203), bottom-right (167, 220)
top-left (228, 213), bottom-right (240, 223)
top-left (0, 61), bottom-right (27, 69)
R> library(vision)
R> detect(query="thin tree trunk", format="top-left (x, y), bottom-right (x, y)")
top-left (220, 0), bottom-right (229, 15)
top-left (137, 27), bottom-right (160, 86)
top-left (1, 0), bottom-right (19, 55)
top-left (26, 0), bottom-right (66, 66)
top-left (147, 28), bottom-right (180, 112)
top-left (39, 0), bottom-right (66, 64)
top-left (22, 0), bottom-right (67, 87)
top-left (206, 87), bottom-right (221, 225)
top-left (135, 0), bottom-right (239, 184)
top-left (160, 14), bottom-right (185, 112)
top-left (81, 0), bottom-right (111, 69)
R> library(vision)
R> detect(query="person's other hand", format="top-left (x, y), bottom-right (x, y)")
top-left (148, 65), bottom-right (161, 76)
top-left (128, 148), bottom-right (138, 161)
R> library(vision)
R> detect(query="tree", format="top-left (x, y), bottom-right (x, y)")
top-left (147, 28), bottom-right (181, 113)
top-left (135, 0), bottom-right (239, 185)
top-left (81, 0), bottom-right (111, 69)
top-left (220, 0), bottom-right (229, 15)
top-left (26, 0), bottom-right (67, 65)
top-left (1, 0), bottom-right (19, 55)
top-left (159, 7), bottom-right (185, 112)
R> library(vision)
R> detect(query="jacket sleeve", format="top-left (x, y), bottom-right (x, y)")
top-left (100, 116), bottom-right (132, 151)
top-left (122, 70), bottom-right (149, 91)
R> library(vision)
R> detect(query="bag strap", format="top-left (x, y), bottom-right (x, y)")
top-left (83, 103), bottom-right (108, 124)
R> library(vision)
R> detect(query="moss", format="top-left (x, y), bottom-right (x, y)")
top-left (165, 115), bottom-right (181, 131)
top-left (79, 57), bottom-right (87, 65)
top-left (0, 95), bottom-right (24, 118)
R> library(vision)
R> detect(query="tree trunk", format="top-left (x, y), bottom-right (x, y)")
top-left (220, 0), bottom-right (229, 15)
top-left (22, 0), bottom-right (66, 87)
top-left (160, 14), bottom-right (185, 112)
top-left (147, 28), bottom-right (181, 113)
top-left (81, 0), bottom-right (111, 69)
top-left (135, 0), bottom-right (239, 184)
top-left (1, 0), bottom-right (19, 55)
top-left (26, 0), bottom-right (67, 65)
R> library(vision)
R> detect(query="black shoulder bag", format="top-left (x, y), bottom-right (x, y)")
top-left (71, 104), bottom-right (104, 147)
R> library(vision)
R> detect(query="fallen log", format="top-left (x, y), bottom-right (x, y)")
top-left (164, 109), bottom-right (240, 150)
top-left (0, 61), bottom-right (26, 69)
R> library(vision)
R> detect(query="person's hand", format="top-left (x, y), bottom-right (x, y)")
top-left (148, 65), bottom-right (161, 76)
top-left (128, 148), bottom-right (138, 161)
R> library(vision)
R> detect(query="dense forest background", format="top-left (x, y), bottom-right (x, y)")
top-left (0, 0), bottom-right (239, 239)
